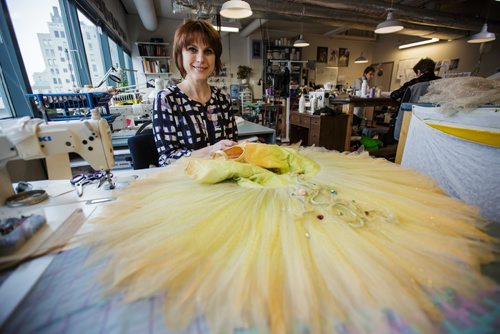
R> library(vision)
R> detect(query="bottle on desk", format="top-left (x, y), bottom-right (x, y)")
top-left (361, 79), bottom-right (368, 98)
top-left (299, 94), bottom-right (305, 113)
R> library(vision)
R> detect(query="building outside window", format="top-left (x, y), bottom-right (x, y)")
top-left (6, 0), bottom-right (77, 93)
top-left (77, 9), bottom-right (105, 87)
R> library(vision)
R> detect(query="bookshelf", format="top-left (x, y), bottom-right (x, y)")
top-left (136, 42), bottom-right (171, 76)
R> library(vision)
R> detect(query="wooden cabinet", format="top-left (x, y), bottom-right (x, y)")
top-left (290, 111), bottom-right (347, 151)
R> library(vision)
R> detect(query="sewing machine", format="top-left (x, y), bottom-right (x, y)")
top-left (0, 112), bottom-right (114, 205)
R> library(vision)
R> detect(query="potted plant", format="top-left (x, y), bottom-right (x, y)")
top-left (237, 65), bottom-right (252, 84)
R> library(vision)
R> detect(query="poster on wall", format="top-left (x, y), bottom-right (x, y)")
top-left (317, 47), bottom-right (328, 63)
top-left (327, 48), bottom-right (337, 67)
top-left (397, 58), bottom-right (419, 83)
top-left (252, 40), bottom-right (262, 59)
top-left (449, 58), bottom-right (460, 70)
top-left (338, 48), bottom-right (349, 67)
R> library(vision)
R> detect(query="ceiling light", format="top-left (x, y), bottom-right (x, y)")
top-left (398, 38), bottom-right (439, 49)
top-left (293, 34), bottom-right (309, 47)
top-left (220, 1), bottom-right (252, 19)
top-left (354, 53), bottom-right (368, 63)
top-left (212, 22), bottom-right (240, 33)
top-left (467, 23), bottom-right (496, 43)
top-left (375, 10), bottom-right (404, 34)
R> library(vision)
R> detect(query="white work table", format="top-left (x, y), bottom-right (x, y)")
top-left (0, 167), bottom-right (159, 329)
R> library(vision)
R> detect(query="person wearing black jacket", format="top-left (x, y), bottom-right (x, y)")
top-left (390, 58), bottom-right (440, 101)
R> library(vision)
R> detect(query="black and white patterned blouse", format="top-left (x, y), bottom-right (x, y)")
top-left (152, 85), bottom-right (238, 166)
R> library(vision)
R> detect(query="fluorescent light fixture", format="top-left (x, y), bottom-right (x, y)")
top-left (220, 0), bottom-right (252, 19)
top-left (398, 37), bottom-right (439, 49)
top-left (467, 23), bottom-right (496, 43)
top-left (293, 34), bottom-right (309, 47)
top-left (212, 24), bottom-right (240, 33)
top-left (354, 53), bottom-right (368, 63)
top-left (375, 10), bottom-right (404, 34)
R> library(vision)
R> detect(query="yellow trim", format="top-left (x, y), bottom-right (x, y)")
top-left (427, 123), bottom-right (500, 147)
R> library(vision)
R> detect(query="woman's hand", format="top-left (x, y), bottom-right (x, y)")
top-left (191, 139), bottom-right (238, 158)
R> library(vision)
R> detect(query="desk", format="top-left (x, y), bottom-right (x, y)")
top-left (330, 97), bottom-right (398, 150)
top-left (289, 111), bottom-right (347, 151)
top-left (1, 163), bottom-right (499, 333)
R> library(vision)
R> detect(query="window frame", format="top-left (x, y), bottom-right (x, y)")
top-left (0, 0), bottom-right (134, 118)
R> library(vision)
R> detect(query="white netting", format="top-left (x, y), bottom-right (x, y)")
top-left (419, 77), bottom-right (500, 114)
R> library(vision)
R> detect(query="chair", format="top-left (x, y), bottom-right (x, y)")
top-left (394, 81), bottom-right (431, 141)
top-left (127, 121), bottom-right (159, 170)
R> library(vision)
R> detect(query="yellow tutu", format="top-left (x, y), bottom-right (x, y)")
top-left (85, 143), bottom-right (498, 334)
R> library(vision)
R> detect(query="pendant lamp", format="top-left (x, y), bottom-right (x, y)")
top-left (294, 34), bottom-right (309, 47)
top-left (220, 0), bottom-right (253, 19)
top-left (375, 10), bottom-right (404, 34)
top-left (354, 53), bottom-right (368, 63)
top-left (467, 23), bottom-right (496, 43)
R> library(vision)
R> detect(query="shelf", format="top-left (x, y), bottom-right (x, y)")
top-left (137, 42), bottom-right (169, 57)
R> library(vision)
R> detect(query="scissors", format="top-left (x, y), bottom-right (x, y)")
top-left (70, 171), bottom-right (113, 197)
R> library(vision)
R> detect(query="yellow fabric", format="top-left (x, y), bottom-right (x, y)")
top-left (427, 122), bottom-right (500, 147)
top-left (84, 145), bottom-right (498, 334)
top-left (188, 143), bottom-right (320, 187)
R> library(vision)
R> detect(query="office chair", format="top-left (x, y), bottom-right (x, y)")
top-left (394, 81), bottom-right (431, 141)
top-left (127, 120), bottom-right (160, 170)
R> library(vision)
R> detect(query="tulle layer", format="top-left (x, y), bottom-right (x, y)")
top-left (84, 148), bottom-right (498, 333)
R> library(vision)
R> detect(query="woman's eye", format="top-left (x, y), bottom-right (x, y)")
top-left (187, 47), bottom-right (197, 53)
top-left (204, 49), bottom-right (214, 55)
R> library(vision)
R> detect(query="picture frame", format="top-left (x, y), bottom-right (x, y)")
top-left (327, 48), bottom-right (337, 67)
top-left (317, 47), bottom-right (328, 63)
top-left (252, 40), bottom-right (262, 59)
top-left (338, 48), bottom-right (350, 67)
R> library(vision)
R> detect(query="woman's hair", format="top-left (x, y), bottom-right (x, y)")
top-left (173, 19), bottom-right (223, 78)
top-left (364, 66), bottom-right (376, 75)
top-left (413, 58), bottom-right (436, 74)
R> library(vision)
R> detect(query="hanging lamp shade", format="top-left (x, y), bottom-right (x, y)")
top-left (467, 23), bottom-right (496, 43)
top-left (354, 53), bottom-right (368, 63)
top-left (220, 0), bottom-right (253, 19)
top-left (293, 34), bottom-right (309, 47)
top-left (375, 10), bottom-right (404, 34)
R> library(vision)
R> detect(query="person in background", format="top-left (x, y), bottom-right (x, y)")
top-left (390, 58), bottom-right (440, 101)
top-left (152, 19), bottom-right (237, 167)
top-left (352, 66), bottom-right (376, 130)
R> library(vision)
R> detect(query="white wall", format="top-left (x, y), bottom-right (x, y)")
top-left (373, 35), bottom-right (500, 90)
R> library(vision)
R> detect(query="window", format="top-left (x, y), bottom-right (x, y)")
top-left (77, 9), bottom-right (105, 87)
top-left (53, 78), bottom-right (57, 84)
top-left (63, 68), bottom-right (68, 73)
top-left (108, 37), bottom-right (120, 68)
top-left (0, 66), bottom-right (14, 119)
top-left (61, 57), bottom-right (65, 62)
top-left (58, 46), bottom-right (62, 51)
top-left (50, 50), bottom-right (55, 57)
top-left (6, 0), bottom-right (78, 93)
top-left (56, 69), bottom-right (60, 74)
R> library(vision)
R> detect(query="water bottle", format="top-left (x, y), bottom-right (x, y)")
top-left (361, 79), bottom-right (368, 98)
top-left (299, 94), bottom-right (306, 113)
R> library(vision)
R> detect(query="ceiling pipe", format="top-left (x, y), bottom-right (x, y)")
top-left (133, 0), bottom-right (158, 31)
top-left (240, 19), bottom-right (268, 37)
top-left (211, 0), bottom-right (470, 39)
top-left (286, 0), bottom-right (499, 32)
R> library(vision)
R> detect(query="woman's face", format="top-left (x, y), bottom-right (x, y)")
top-left (182, 40), bottom-right (215, 82)
top-left (365, 71), bottom-right (375, 81)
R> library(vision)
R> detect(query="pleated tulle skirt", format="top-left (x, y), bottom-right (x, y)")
top-left (84, 148), bottom-right (498, 333)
